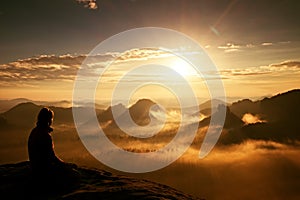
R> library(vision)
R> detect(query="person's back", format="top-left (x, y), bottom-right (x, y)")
top-left (28, 107), bottom-right (80, 191)
top-left (28, 124), bottom-right (57, 175)
top-left (27, 108), bottom-right (64, 179)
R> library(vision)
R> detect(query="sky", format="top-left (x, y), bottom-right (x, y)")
top-left (0, 0), bottom-right (300, 102)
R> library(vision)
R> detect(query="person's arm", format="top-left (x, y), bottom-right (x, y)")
top-left (47, 134), bottom-right (64, 165)
top-left (52, 151), bottom-right (64, 165)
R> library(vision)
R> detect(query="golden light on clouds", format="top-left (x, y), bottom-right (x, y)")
top-left (0, 47), bottom-right (299, 102)
top-left (242, 113), bottom-right (266, 125)
top-left (92, 48), bottom-right (212, 106)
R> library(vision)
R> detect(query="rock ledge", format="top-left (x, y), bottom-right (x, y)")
top-left (0, 162), bottom-right (201, 199)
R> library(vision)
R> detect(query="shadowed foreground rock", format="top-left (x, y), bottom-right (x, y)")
top-left (0, 162), bottom-right (201, 199)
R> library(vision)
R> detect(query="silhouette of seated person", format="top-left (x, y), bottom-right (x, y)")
top-left (28, 107), bottom-right (79, 190)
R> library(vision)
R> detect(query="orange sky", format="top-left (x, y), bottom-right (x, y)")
top-left (0, 0), bottom-right (299, 102)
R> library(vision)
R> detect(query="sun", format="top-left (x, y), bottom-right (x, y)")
top-left (169, 57), bottom-right (198, 77)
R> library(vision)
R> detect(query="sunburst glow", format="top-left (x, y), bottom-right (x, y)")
top-left (170, 57), bottom-right (198, 77)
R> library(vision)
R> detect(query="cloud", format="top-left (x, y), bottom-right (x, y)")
top-left (214, 41), bottom-right (293, 53)
top-left (278, 41), bottom-right (291, 44)
top-left (218, 43), bottom-right (241, 49)
top-left (221, 60), bottom-right (300, 77)
top-left (217, 43), bottom-right (242, 53)
top-left (224, 49), bottom-right (241, 53)
top-left (242, 113), bottom-right (266, 125)
top-left (246, 44), bottom-right (255, 48)
top-left (220, 68), bottom-right (271, 77)
top-left (114, 48), bottom-right (168, 62)
top-left (0, 49), bottom-right (177, 87)
top-left (261, 42), bottom-right (273, 46)
top-left (270, 60), bottom-right (300, 68)
top-left (0, 54), bottom-right (115, 85)
top-left (76, 0), bottom-right (98, 10)
top-left (216, 42), bottom-right (258, 53)
top-left (0, 55), bottom-right (82, 83)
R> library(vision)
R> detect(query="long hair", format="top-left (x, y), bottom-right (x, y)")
top-left (36, 107), bottom-right (54, 128)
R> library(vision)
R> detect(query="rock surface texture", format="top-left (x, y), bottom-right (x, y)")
top-left (0, 161), bottom-right (201, 199)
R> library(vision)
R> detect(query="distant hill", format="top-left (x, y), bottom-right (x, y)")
top-left (0, 161), bottom-right (201, 200)
top-left (222, 89), bottom-right (300, 144)
top-left (110, 99), bottom-right (159, 127)
top-left (259, 89), bottom-right (300, 123)
top-left (0, 102), bottom-right (41, 128)
top-left (200, 99), bottom-right (228, 111)
top-left (0, 102), bottom-right (103, 129)
top-left (97, 103), bottom-right (127, 123)
top-left (199, 105), bottom-right (243, 129)
top-left (0, 99), bottom-right (73, 113)
top-left (127, 99), bottom-right (157, 126)
top-left (230, 99), bottom-right (260, 118)
top-left (0, 99), bottom-right (107, 114)
top-left (0, 98), bottom-right (31, 113)
top-left (0, 115), bottom-right (8, 129)
top-left (184, 99), bottom-right (227, 116)
top-left (0, 99), bottom-right (160, 130)
top-left (1, 89), bottom-right (299, 144)
top-left (230, 89), bottom-right (300, 123)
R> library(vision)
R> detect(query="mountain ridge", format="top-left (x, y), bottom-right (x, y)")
top-left (1, 89), bottom-right (299, 144)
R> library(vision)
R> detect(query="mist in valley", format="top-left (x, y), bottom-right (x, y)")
top-left (1, 90), bottom-right (300, 199)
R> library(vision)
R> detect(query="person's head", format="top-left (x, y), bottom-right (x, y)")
top-left (37, 107), bottom-right (54, 127)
